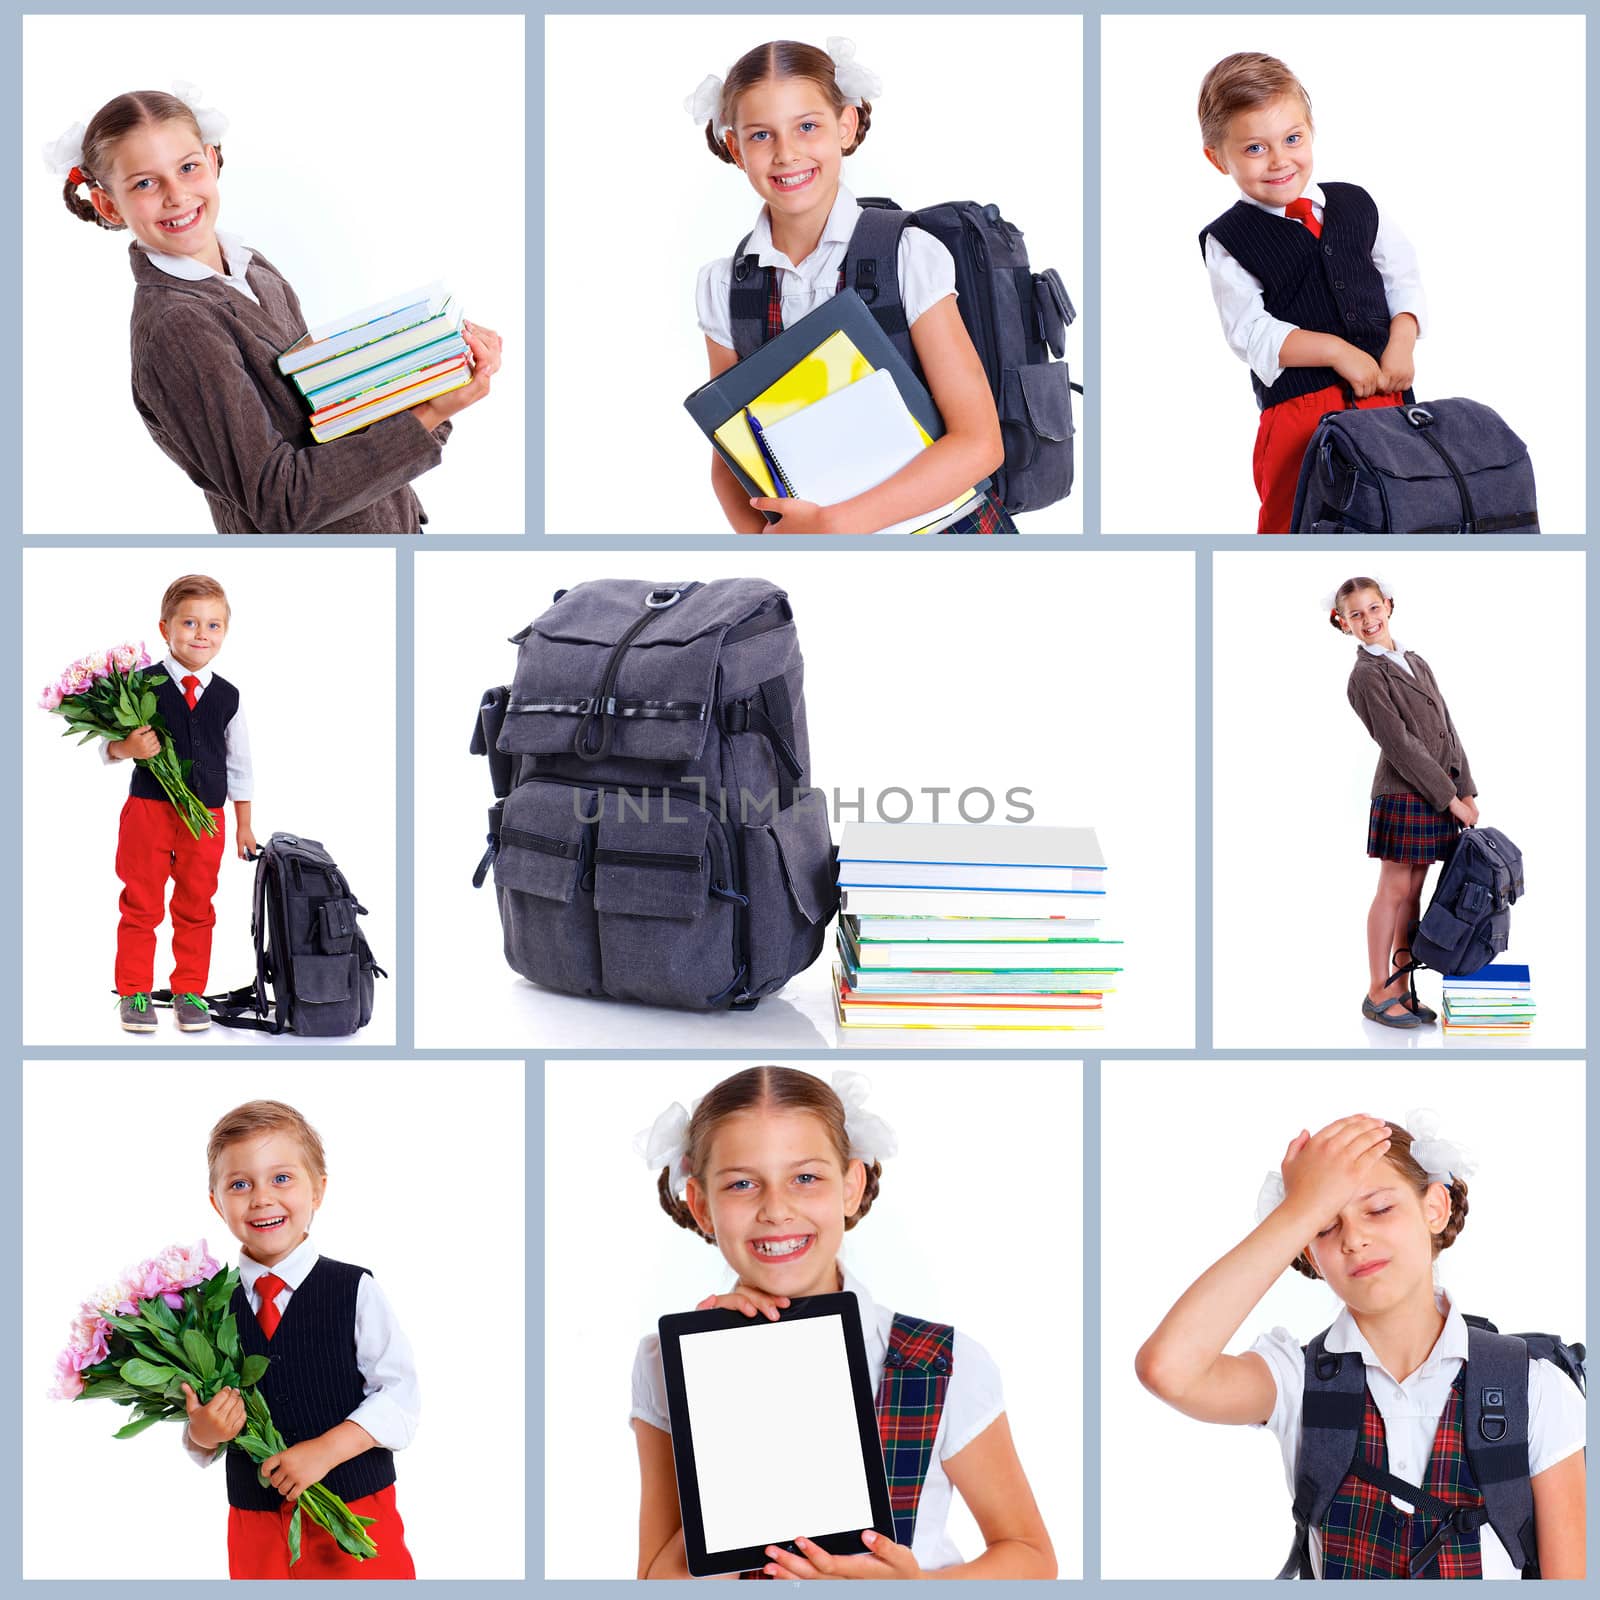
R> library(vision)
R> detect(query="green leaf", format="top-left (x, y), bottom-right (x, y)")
top-left (142, 1294), bottom-right (179, 1334)
top-left (205, 1269), bottom-right (236, 1310)
top-left (181, 1330), bottom-right (217, 1382)
top-left (239, 1354), bottom-right (270, 1387)
top-left (113, 1412), bottom-right (167, 1440)
top-left (288, 1506), bottom-right (303, 1566)
top-left (219, 1364), bottom-right (239, 1389)
top-left (139, 690), bottom-right (157, 720)
top-left (216, 1312), bottom-right (240, 1362)
top-left (119, 1358), bottom-right (179, 1389)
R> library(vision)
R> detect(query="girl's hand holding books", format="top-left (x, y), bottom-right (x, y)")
top-left (1279, 1115), bottom-right (1393, 1238)
top-left (410, 320), bottom-right (504, 430)
top-left (696, 1284), bottom-right (791, 1322)
top-left (182, 1380), bottom-right (246, 1449)
top-left (762, 1531), bottom-right (923, 1580)
top-left (747, 496), bottom-right (838, 534)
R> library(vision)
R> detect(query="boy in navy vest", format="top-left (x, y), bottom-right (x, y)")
top-left (182, 1098), bottom-right (419, 1578)
top-left (105, 574), bottom-right (256, 1032)
top-left (1197, 53), bottom-right (1426, 533)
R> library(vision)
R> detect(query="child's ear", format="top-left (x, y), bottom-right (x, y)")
top-left (685, 1175), bottom-right (714, 1237)
top-left (838, 104), bottom-right (859, 150)
top-left (88, 186), bottom-right (124, 228)
top-left (843, 1158), bottom-right (866, 1219)
top-left (207, 1190), bottom-right (222, 1219)
top-left (1203, 146), bottom-right (1230, 177)
top-left (724, 131), bottom-right (743, 170)
top-left (1423, 1181), bottom-right (1451, 1237)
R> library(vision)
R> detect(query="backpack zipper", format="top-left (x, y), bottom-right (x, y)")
top-left (573, 583), bottom-right (703, 761)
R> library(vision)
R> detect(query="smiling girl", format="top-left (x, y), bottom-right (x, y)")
top-left (1136, 1113), bottom-right (1585, 1579)
top-left (630, 1067), bottom-right (1055, 1578)
top-left (1330, 576), bottom-right (1480, 1028)
top-left (48, 87), bottom-right (502, 533)
top-left (690, 39), bottom-right (1009, 534)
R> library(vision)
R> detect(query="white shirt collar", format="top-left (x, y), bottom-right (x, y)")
top-left (162, 653), bottom-right (214, 689)
top-left (747, 184), bottom-right (860, 272)
top-left (1325, 1287), bottom-right (1466, 1383)
top-left (1240, 178), bottom-right (1326, 220)
top-left (1361, 635), bottom-right (1407, 660)
top-left (237, 1234), bottom-right (320, 1292)
top-left (140, 227), bottom-right (259, 305)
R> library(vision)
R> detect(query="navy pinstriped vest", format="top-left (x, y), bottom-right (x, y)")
top-left (129, 669), bottom-right (238, 810)
top-left (224, 1257), bottom-right (398, 1511)
top-left (1199, 181), bottom-right (1392, 410)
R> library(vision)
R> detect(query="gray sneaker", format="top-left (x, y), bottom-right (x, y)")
top-left (174, 993), bottom-right (212, 1032)
top-left (119, 992), bottom-right (158, 1033)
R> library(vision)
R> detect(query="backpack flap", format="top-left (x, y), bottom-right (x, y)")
top-left (498, 579), bottom-right (784, 768)
top-left (1032, 269), bottom-right (1076, 359)
top-left (1462, 1324), bottom-right (1537, 1573)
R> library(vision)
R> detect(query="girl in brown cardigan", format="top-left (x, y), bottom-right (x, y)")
top-left (55, 88), bottom-right (502, 534)
top-left (1332, 576), bottom-right (1479, 1029)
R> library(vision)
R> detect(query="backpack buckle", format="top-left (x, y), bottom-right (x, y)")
top-left (1405, 405), bottom-right (1435, 429)
top-left (1480, 1386), bottom-right (1507, 1441)
top-left (854, 258), bottom-right (879, 304)
top-left (1314, 1351), bottom-right (1342, 1382)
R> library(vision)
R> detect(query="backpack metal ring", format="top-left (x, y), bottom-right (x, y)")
top-left (646, 587), bottom-right (685, 609)
top-left (1404, 405), bottom-right (1435, 429)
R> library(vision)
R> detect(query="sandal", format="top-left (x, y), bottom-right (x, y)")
top-left (1362, 992), bottom-right (1427, 1029)
top-left (1389, 950), bottom-right (1438, 1024)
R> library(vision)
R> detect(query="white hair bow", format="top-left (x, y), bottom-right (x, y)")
top-left (634, 1098), bottom-right (698, 1197)
top-left (42, 121), bottom-right (86, 179)
top-left (684, 73), bottom-right (728, 135)
top-left (832, 1071), bottom-right (897, 1164)
top-left (1405, 1107), bottom-right (1476, 1186)
top-left (171, 80), bottom-right (229, 146)
top-left (826, 37), bottom-right (882, 105)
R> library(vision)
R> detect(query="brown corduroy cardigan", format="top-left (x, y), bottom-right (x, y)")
top-left (128, 244), bottom-right (450, 534)
top-left (1346, 646), bottom-right (1477, 813)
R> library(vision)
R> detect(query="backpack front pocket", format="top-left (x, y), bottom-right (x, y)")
top-left (492, 782), bottom-right (604, 998)
top-left (740, 794), bottom-right (837, 998)
top-left (289, 953), bottom-right (360, 1036)
top-left (593, 798), bottom-right (739, 1009)
top-left (1000, 362), bottom-right (1076, 511)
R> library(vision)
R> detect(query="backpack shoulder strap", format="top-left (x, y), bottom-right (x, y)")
top-left (843, 205), bottom-right (918, 371)
top-left (879, 1314), bottom-right (954, 1549)
top-left (1278, 1329), bottom-right (1366, 1579)
top-left (1462, 1322), bottom-right (1536, 1574)
top-left (728, 229), bottom-right (768, 361)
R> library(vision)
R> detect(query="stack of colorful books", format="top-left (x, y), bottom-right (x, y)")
top-left (278, 284), bottom-right (472, 443)
top-left (1440, 963), bottom-right (1535, 1036)
top-left (831, 822), bottom-right (1120, 1031)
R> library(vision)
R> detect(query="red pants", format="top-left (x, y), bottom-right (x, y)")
top-left (227, 1484), bottom-right (416, 1580)
top-left (1252, 383), bottom-right (1403, 534)
top-left (114, 795), bottom-right (226, 996)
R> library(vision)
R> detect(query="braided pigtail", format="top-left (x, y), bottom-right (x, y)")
top-left (1435, 1176), bottom-right (1470, 1254)
top-left (657, 1166), bottom-right (715, 1244)
top-left (704, 120), bottom-right (737, 164)
top-left (846, 1160), bottom-right (883, 1229)
top-left (843, 98), bottom-right (872, 154)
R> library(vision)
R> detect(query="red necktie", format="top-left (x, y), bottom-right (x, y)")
top-left (1285, 197), bottom-right (1322, 239)
top-left (255, 1273), bottom-right (287, 1339)
top-left (182, 674), bottom-right (201, 710)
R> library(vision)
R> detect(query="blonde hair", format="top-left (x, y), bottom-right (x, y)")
top-left (207, 1100), bottom-right (327, 1188)
top-left (65, 91), bottom-right (223, 229)
top-left (161, 574), bottom-right (231, 626)
top-left (1198, 52), bottom-right (1312, 150)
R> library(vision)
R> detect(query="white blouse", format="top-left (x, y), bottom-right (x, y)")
top-left (1250, 1292), bottom-right (1586, 1579)
top-left (697, 185), bottom-right (957, 352)
top-left (630, 1263), bottom-right (1005, 1571)
top-left (140, 226), bottom-right (261, 308)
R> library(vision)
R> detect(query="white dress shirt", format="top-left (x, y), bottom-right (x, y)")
top-left (140, 227), bottom-right (261, 307)
top-left (101, 654), bottom-right (252, 800)
top-left (697, 185), bottom-right (958, 351)
top-left (184, 1236), bottom-right (420, 1466)
top-left (1361, 635), bottom-right (1416, 677)
top-left (1251, 1291), bottom-right (1586, 1578)
top-left (630, 1263), bottom-right (1005, 1572)
top-left (1203, 182), bottom-right (1427, 388)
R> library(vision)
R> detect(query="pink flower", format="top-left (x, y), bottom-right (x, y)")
top-left (38, 683), bottom-right (62, 711)
top-left (84, 651), bottom-right (110, 680)
top-left (136, 643), bottom-right (152, 669)
top-left (112, 643), bottom-right (141, 672)
top-left (151, 1239), bottom-right (221, 1292)
top-left (49, 1349), bottom-right (84, 1401)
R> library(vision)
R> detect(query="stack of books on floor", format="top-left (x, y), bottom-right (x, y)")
top-left (832, 821), bottom-right (1121, 1031)
top-left (1440, 963), bottom-right (1535, 1036)
top-left (278, 283), bottom-right (471, 443)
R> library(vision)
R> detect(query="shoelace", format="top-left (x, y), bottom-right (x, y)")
top-left (121, 992), bottom-right (150, 1013)
top-left (176, 993), bottom-right (210, 1012)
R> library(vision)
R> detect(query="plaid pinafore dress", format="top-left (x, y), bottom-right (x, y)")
top-left (740, 1313), bottom-right (955, 1576)
top-left (747, 266), bottom-right (1016, 535)
top-left (1318, 1375), bottom-right (1488, 1578)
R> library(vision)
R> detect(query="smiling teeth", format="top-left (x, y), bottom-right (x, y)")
top-left (160, 208), bottom-right (202, 229)
top-left (249, 1217), bottom-right (285, 1229)
top-left (754, 1237), bottom-right (809, 1255)
top-left (773, 172), bottom-right (813, 188)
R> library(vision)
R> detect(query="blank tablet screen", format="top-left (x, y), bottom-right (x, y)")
top-left (677, 1313), bottom-right (876, 1553)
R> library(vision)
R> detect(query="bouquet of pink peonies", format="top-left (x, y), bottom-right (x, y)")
top-left (39, 643), bottom-right (218, 839)
top-left (52, 1240), bottom-right (379, 1565)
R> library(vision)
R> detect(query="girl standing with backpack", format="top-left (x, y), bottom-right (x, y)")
top-left (1136, 1112), bottom-right (1586, 1578)
top-left (1332, 575), bottom-right (1479, 1029)
top-left (689, 38), bottom-right (1010, 534)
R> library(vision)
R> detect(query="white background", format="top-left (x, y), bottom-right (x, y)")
top-left (21, 1059), bottom-right (526, 1580)
top-left (1100, 14), bottom-right (1586, 535)
top-left (544, 1057), bottom-right (1083, 1579)
top-left (22, 548), bottom-right (398, 1045)
top-left (543, 13), bottom-right (1084, 535)
top-left (412, 550), bottom-right (1195, 1049)
top-left (22, 13), bottom-right (525, 536)
top-left (1212, 551), bottom-right (1585, 1050)
top-left (1100, 1059), bottom-right (1586, 1580)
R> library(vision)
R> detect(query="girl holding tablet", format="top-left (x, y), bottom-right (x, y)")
top-left (629, 1066), bottom-right (1056, 1579)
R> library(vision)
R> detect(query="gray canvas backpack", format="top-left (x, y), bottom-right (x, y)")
top-left (470, 579), bottom-right (838, 1011)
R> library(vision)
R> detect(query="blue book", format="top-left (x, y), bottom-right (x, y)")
top-left (1443, 963), bottom-right (1531, 990)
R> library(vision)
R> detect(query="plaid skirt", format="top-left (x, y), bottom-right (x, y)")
top-left (1367, 791), bottom-right (1461, 862)
top-left (935, 490), bottom-right (1017, 535)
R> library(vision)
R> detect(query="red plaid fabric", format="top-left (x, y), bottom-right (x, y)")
top-left (1320, 1378), bottom-right (1485, 1579)
top-left (1367, 791), bottom-right (1462, 862)
top-left (762, 265), bottom-right (847, 339)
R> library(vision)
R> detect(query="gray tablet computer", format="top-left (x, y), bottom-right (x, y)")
top-left (657, 1291), bottom-right (896, 1576)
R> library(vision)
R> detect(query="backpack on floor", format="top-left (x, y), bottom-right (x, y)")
top-left (1289, 398), bottom-right (1539, 534)
top-left (156, 831), bottom-right (385, 1035)
top-left (730, 201), bottom-right (1080, 514)
top-left (470, 578), bottom-right (838, 1012)
top-left (1387, 827), bottom-right (1524, 1008)
top-left (1278, 1317), bottom-right (1584, 1579)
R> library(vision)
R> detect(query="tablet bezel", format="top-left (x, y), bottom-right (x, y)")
top-left (657, 1290), bottom-right (896, 1577)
